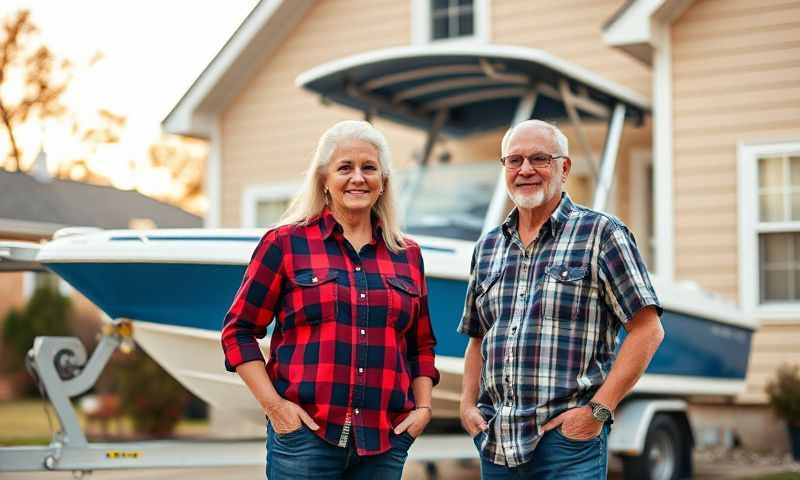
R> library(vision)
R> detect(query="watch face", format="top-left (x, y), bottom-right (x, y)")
top-left (591, 403), bottom-right (611, 422)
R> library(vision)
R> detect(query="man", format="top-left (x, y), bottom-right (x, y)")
top-left (458, 120), bottom-right (664, 479)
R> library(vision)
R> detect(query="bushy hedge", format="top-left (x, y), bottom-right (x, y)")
top-left (1, 284), bottom-right (73, 395)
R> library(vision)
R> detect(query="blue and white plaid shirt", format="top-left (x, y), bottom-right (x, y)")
top-left (458, 193), bottom-right (661, 467)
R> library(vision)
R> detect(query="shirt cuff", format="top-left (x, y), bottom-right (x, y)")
top-left (223, 343), bottom-right (266, 373)
top-left (410, 358), bottom-right (441, 386)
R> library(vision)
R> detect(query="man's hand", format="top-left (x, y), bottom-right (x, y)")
top-left (394, 408), bottom-right (432, 438)
top-left (542, 406), bottom-right (602, 440)
top-left (264, 398), bottom-right (319, 434)
top-left (460, 405), bottom-right (488, 438)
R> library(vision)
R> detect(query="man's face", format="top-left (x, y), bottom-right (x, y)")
top-left (503, 126), bottom-right (570, 210)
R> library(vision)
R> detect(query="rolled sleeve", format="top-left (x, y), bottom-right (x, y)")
top-left (405, 247), bottom-right (440, 385)
top-left (599, 225), bottom-right (663, 326)
top-left (221, 229), bottom-right (285, 372)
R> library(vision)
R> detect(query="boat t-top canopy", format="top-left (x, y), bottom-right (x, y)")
top-left (296, 44), bottom-right (651, 214)
top-left (296, 44), bottom-right (649, 138)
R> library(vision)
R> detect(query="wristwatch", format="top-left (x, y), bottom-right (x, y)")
top-left (588, 401), bottom-right (613, 424)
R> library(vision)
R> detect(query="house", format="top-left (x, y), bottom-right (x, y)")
top-left (163, 0), bottom-right (800, 448)
top-left (0, 170), bottom-right (202, 371)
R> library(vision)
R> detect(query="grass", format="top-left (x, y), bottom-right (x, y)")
top-left (747, 474), bottom-right (800, 480)
top-left (0, 398), bottom-right (209, 446)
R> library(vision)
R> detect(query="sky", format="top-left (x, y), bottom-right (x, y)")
top-left (0, 0), bottom-right (258, 194)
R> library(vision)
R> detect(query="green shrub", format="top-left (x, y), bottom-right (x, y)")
top-left (115, 348), bottom-right (188, 437)
top-left (1, 285), bottom-right (73, 395)
top-left (766, 364), bottom-right (800, 427)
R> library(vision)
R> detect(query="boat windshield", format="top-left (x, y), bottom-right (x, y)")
top-left (400, 161), bottom-right (500, 242)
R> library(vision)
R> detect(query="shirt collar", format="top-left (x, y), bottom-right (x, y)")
top-left (502, 192), bottom-right (574, 240)
top-left (317, 207), bottom-right (383, 243)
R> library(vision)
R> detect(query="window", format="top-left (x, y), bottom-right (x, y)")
top-left (431, 0), bottom-right (474, 40)
top-left (739, 141), bottom-right (800, 316)
top-left (412, 0), bottom-right (487, 44)
top-left (241, 184), bottom-right (300, 228)
top-left (757, 154), bottom-right (800, 303)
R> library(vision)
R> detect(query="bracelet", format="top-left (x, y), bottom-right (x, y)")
top-left (416, 405), bottom-right (433, 414)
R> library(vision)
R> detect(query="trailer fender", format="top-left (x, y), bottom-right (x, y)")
top-left (608, 399), bottom-right (687, 455)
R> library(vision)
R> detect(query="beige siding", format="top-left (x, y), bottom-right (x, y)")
top-left (672, 0), bottom-right (800, 402)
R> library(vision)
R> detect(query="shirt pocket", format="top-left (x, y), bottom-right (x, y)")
top-left (385, 276), bottom-right (420, 333)
top-left (540, 264), bottom-right (597, 323)
top-left (284, 269), bottom-right (339, 328)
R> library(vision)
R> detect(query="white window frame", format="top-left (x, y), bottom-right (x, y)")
top-left (411, 0), bottom-right (489, 45)
top-left (738, 140), bottom-right (800, 322)
top-left (241, 182), bottom-right (301, 228)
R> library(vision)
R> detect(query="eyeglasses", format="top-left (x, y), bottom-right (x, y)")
top-left (499, 153), bottom-right (568, 170)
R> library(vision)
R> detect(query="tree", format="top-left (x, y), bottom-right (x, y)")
top-left (0, 10), bottom-right (70, 171)
top-left (143, 134), bottom-right (207, 215)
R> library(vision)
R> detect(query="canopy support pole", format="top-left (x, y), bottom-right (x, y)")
top-left (559, 79), bottom-right (598, 181)
top-left (592, 102), bottom-right (626, 212)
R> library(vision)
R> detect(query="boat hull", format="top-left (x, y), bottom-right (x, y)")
top-left (45, 255), bottom-right (754, 425)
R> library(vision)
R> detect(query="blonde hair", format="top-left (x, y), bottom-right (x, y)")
top-left (277, 120), bottom-right (406, 252)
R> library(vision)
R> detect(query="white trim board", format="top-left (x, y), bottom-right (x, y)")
top-left (738, 140), bottom-right (800, 322)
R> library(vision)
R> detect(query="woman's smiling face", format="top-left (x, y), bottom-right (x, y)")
top-left (324, 139), bottom-right (384, 216)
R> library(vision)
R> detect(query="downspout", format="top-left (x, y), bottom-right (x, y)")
top-left (653, 24), bottom-right (674, 281)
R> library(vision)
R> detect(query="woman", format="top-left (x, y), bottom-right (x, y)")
top-left (221, 120), bottom-right (439, 479)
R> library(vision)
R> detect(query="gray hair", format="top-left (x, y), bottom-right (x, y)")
top-left (500, 119), bottom-right (569, 157)
top-left (277, 120), bottom-right (406, 252)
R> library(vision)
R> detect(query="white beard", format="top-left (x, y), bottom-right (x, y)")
top-left (507, 174), bottom-right (561, 209)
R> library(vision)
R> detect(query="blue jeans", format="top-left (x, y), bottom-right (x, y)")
top-left (475, 424), bottom-right (610, 480)
top-left (266, 422), bottom-right (414, 479)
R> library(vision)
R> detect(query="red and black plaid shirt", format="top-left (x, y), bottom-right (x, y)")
top-left (221, 208), bottom-right (439, 456)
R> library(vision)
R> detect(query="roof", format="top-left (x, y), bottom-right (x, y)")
top-left (0, 171), bottom-right (202, 237)
top-left (162, 0), bottom-right (314, 138)
top-left (296, 44), bottom-right (650, 137)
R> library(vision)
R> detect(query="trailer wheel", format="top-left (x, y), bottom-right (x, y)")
top-left (622, 414), bottom-right (685, 480)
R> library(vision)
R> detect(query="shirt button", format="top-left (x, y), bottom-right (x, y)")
top-left (360, 329), bottom-right (366, 335)
top-left (360, 293), bottom-right (366, 299)
top-left (354, 409), bottom-right (360, 415)
top-left (561, 270), bottom-right (568, 278)
top-left (358, 367), bottom-right (364, 374)
top-left (355, 266), bottom-right (361, 272)
top-left (312, 276), bottom-right (319, 283)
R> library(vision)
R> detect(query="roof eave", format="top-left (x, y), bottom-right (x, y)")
top-left (162, 0), bottom-right (314, 138)
top-left (603, 0), bottom-right (696, 66)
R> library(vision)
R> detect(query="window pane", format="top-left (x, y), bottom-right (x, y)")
top-left (256, 199), bottom-right (290, 228)
top-left (458, 0), bottom-right (473, 6)
top-left (792, 192), bottom-right (800, 221)
top-left (432, 16), bottom-right (449, 39)
top-left (791, 156), bottom-right (800, 187)
top-left (762, 269), bottom-right (790, 302)
top-left (432, 0), bottom-right (449, 9)
top-left (759, 192), bottom-right (784, 221)
top-left (762, 233), bottom-right (791, 264)
top-left (758, 156), bottom-right (783, 189)
top-left (458, 12), bottom-right (474, 36)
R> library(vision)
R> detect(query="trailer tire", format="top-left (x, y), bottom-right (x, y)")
top-left (622, 414), bottom-right (684, 480)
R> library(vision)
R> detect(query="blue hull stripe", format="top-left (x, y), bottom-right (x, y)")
top-left (47, 262), bottom-right (752, 380)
